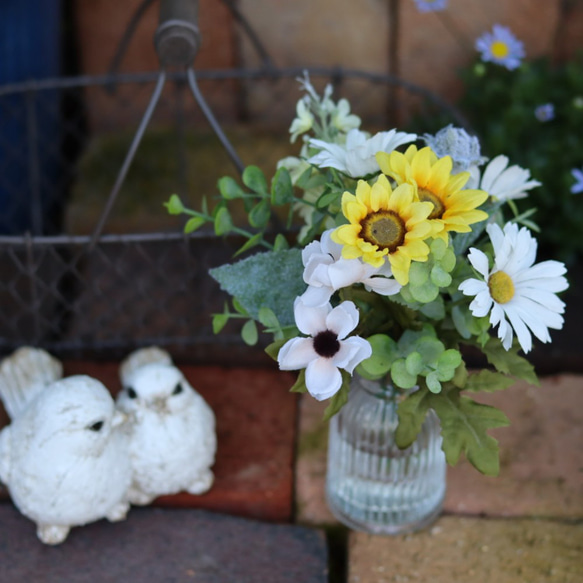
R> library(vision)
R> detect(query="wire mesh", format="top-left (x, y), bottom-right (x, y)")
top-left (0, 67), bottom-right (463, 364)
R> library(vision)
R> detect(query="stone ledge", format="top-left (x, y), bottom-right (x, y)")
top-left (0, 504), bottom-right (328, 583)
top-left (348, 515), bottom-right (583, 583)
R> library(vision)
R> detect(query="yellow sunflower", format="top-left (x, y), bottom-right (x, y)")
top-left (376, 145), bottom-right (488, 242)
top-left (331, 174), bottom-right (439, 285)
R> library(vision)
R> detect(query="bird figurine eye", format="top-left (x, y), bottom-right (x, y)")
top-left (88, 420), bottom-right (104, 432)
top-left (126, 387), bottom-right (137, 399)
top-left (172, 382), bottom-right (183, 395)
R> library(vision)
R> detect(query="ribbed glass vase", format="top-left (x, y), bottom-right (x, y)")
top-left (326, 374), bottom-right (446, 535)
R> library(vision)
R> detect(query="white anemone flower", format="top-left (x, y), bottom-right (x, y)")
top-left (301, 229), bottom-right (401, 307)
top-left (458, 222), bottom-right (568, 353)
top-left (308, 128), bottom-right (417, 178)
top-left (476, 155), bottom-right (541, 201)
top-left (277, 299), bottom-right (372, 400)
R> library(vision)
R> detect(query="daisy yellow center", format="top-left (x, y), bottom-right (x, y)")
top-left (313, 330), bottom-right (340, 358)
top-left (360, 210), bottom-right (405, 253)
top-left (491, 40), bottom-right (510, 59)
top-left (418, 188), bottom-right (446, 220)
top-left (488, 271), bottom-right (515, 304)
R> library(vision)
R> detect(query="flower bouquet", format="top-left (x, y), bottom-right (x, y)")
top-left (166, 74), bottom-right (568, 533)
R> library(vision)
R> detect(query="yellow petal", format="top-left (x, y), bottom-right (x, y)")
top-left (446, 188), bottom-right (488, 211)
top-left (399, 238), bottom-right (429, 260)
top-left (376, 151), bottom-right (391, 175)
top-left (389, 252), bottom-right (411, 285)
top-left (410, 147), bottom-right (433, 188)
top-left (388, 183), bottom-right (414, 213)
top-left (444, 171), bottom-right (470, 195)
top-left (370, 175), bottom-right (390, 211)
top-left (403, 144), bottom-right (419, 163)
top-left (426, 156), bottom-right (453, 193)
top-left (386, 150), bottom-right (410, 184)
top-left (334, 224), bottom-right (361, 245)
top-left (404, 201), bottom-right (433, 225)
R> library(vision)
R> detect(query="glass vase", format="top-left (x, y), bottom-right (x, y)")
top-left (325, 374), bottom-right (446, 535)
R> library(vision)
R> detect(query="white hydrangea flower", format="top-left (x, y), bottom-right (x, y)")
top-left (289, 98), bottom-right (314, 143)
top-left (458, 222), bottom-right (568, 353)
top-left (476, 155), bottom-right (541, 201)
top-left (308, 128), bottom-right (417, 178)
top-left (278, 299), bottom-right (372, 400)
top-left (301, 229), bottom-right (401, 307)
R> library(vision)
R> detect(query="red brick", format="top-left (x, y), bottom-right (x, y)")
top-left (1, 362), bottom-right (298, 523)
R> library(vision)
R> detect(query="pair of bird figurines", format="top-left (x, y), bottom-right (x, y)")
top-left (0, 346), bottom-right (216, 545)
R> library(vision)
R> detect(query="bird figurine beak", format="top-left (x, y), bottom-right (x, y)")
top-left (112, 410), bottom-right (127, 428)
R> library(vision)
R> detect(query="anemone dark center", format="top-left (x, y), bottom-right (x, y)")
top-left (418, 188), bottom-right (445, 220)
top-left (313, 330), bottom-right (340, 358)
top-left (360, 210), bottom-right (405, 253)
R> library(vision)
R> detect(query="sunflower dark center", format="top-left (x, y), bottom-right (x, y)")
top-left (418, 188), bottom-right (445, 220)
top-left (313, 330), bottom-right (340, 358)
top-left (360, 210), bottom-right (405, 253)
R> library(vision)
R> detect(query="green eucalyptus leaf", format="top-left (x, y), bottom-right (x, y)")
top-left (408, 262), bottom-right (430, 287)
top-left (316, 190), bottom-right (341, 209)
top-left (249, 200), bottom-right (271, 228)
top-left (410, 280), bottom-right (439, 303)
top-left (242, 165), bottom-right (268, 194)
top-left (430, 264), bottom-right (452, 288)
top-left (417, 337), bottom-right (445, 364)
top-left (234, 232), bottom-right (263, 256)
top-left (258, 307), bottom-right (280, 329)
top-left (218, 176), bottom-right (245, 200)
top-left (184, 216), bottom-right (205, 234)
top-left (271, 167), bottom-right (294, 205)
top-left (440, 248), bottom-right (456, 272)
top-left (212, 313), bottom-right (229, 334)
top-left (437, 349), bottom-right (463, 371)
top-left (357, 334), bottom-right (398, 379)
top-left (273, 233), bottom-right (290, 250)
top-left (214, 206), bottom-right (232, 236)
top-left (430, 237), bottom-right (447, 260)
top-left (164, 194), bottom-right (185, 215)
top-left (419, 297), bottom-right (445, 319)
top-left (405, 351), bottom-right (424, 376)
top-left (425, 371), bottom-right (442, 393)
top-left (241, 319), bottom-right (258, 345)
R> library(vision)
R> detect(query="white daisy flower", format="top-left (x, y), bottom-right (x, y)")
top-left (475, 25), bottom-right (525, 71)
top-left (277, 299), bottom-right (372, 400)
top-left (476, 155), bottom-right (541, 201)
top-left (458, 222), bottom-right (568, 353)
top-left (308, 128), bottom-right (417, 178)
top-left (301, 229), bottom-right (401, 307)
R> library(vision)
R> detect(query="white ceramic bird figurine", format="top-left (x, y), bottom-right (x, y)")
top-left (0, 347), bottom-right (131, 545)
top-left (117, 347), bottom-right (216, 505)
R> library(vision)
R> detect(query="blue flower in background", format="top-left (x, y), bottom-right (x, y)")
top-left (413, 0), bottom-right (448, 13)
top-left (571, 168), bottom-right (583, 194)
top-left (475, 25), bottom-right (525, 70)
top-left (534, 103), bottom-right (555, 122)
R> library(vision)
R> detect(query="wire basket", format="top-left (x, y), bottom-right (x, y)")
top-left (0, 6), bottom-right (465, 365)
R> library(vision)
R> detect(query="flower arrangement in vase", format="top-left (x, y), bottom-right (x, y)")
top-left (166, 74), bottom-right (568, 534)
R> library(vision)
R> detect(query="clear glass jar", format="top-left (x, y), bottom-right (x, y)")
top-left (326, 374), bottom-right (446, 535)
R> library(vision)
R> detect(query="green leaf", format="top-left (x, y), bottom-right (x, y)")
top-left (452, 362), bottom-right (468, 388)
top-left (249, 200), bottom-right (271, 228)
top-left (426, 371), bottom-right (442, 394)
top-left (271, 167), bottom-right (294, 205)
top-left (295, 166), bottom-right (313, 189)
top-left (465, 369), bottom-right (516, 392)
top-left (440, 248), bottom-right (456, 273)
top-left (212, 313), bottom-right (229, 334)
top-left (437, 349), bottom-right (463, 371)
top-left (408, 262), bottom-right (430, 287)
top-left (430, 237), bottom-right (447, 260)
top-left (323, 373), bottom-right (351, 420)
top-left (417, 337), bottom-right (445, 364)
top-left (232, 297), bottom-right (248, 315)
top-left (258, 307), bottom-right (280, 329)
top-left (430, 264), bottom-right (452, 288)
top-left (357, 334), bottom-right (397, 379)
top-left (419, 297), bottom-right (445, 320)
top-left (290, 369), bottom-right (308, 393)
top-left (432, 390), bottom-right (510, 476)
top-left (265, 338), bottom-right (287, 360)
top-left (410, 280), bottom-right (439, 303)
top-left (273, 234), bottom-right (289, 250)
top-left (391, 359), bottom-right (418, 389)
top-left (316, 190), bottom-right (341, 209)
top-left (164, 194), bottom-right (185, 215)
top-left (241, 319), bottom-right (258, 345)
top-left (243, 165), bottom-right (268, 195)
top-left (184, 216), bottom-right (205, 234)
top-left (480, 338), bottom-right (540, 386)
top-left (209, 249), bottom-right (306, 326)
top-left (405, 351), bottom-right (423, 376)
top-left (395, 386), bottom-right (432, 448)
top-left (214, 206), bottom-right (232, 235)
top-left (234, 232), bottom-right (263, 256)
top-left (218, 176), bottom-right (245, 200)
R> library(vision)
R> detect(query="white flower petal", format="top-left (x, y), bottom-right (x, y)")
top-left (278, 337), bottom-right (317, 370)
top-left (333, 337), bottom-right (373, 373)
top-left (469, 289), bottom-right (493, 317)
top-left (300, 285), bottom-right (334, 308)
top-left (325, 301), bottom-right (359, 340)
top-left (458, 278), bottom-right (487, 297)
top-left (503, 305), bottom-right (533, 353)
top-left (327, 258), bottom-right (366, 289)
top-left (294, 298), bottom-right (330, 336)
top-left (320, 229), bottom-right (343, 259)
top-left (467, 248), bottom-right (490, 278)
top-left (305, 358), bottom-right (343, 401)
top-left (481, 155), bottom-right (509, 192)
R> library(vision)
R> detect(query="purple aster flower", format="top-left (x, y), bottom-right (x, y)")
top-left (534, 103), bottom-right (555, 122)
top-left (571, 168), bottom-right (583, 194)
top-left (413, 0), bottom-right (448, 12)
top-left (475, 25), bottom-right (525, 71)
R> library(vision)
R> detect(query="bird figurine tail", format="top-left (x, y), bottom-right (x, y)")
top-left (0, 347), bottom-right (63, 419)
top-left (119, 346), bottom-right (173, 387)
